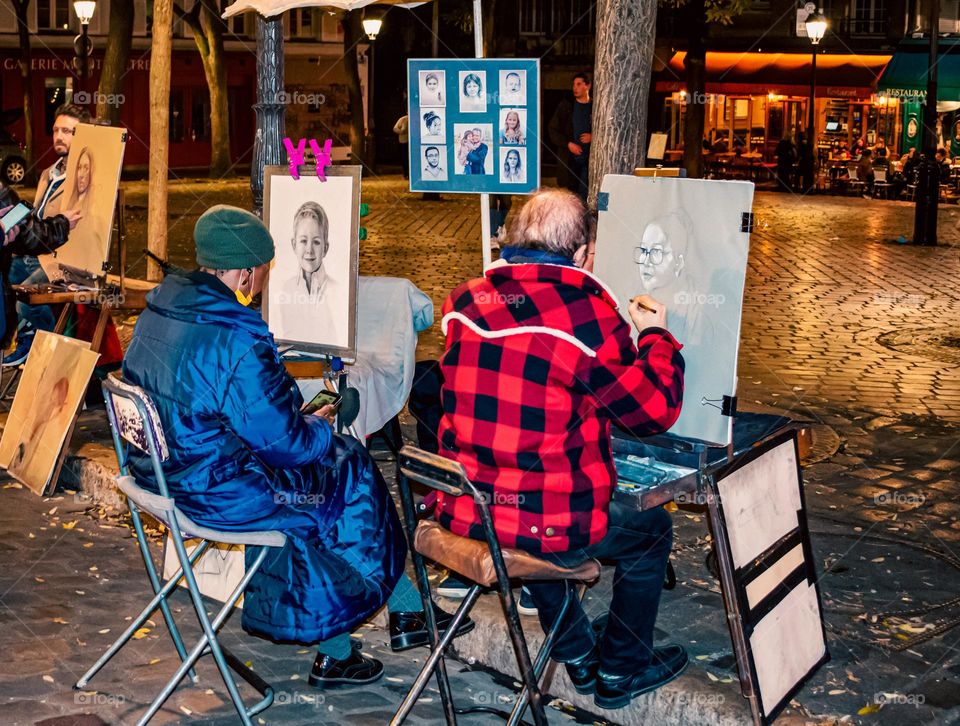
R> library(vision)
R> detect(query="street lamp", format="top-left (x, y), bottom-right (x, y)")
top-left (803, 7), bottom-right (827, 191)
top-left (73, 0), bottom-right (96, 85)
top-left (362, 17), bottom-right (382, 39)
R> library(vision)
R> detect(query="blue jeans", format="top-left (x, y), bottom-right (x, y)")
top-left (524, 502), bottom-right (673, 677)
top-left (8, 256), bottom-right (55, 333)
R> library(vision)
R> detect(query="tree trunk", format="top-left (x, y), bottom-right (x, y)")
top-left (200, 0), bottom-right (230, 177)
top-left (182, 1), bottom-right (231, 177)
top-left (97, 0), bottom-right (134, 125)
top-left (147, 0), bottom-right (173, 281)
top-left (588, 0), bottom-right (658, 208)
top-left (341, 11), bottom-right (367, 164)
top-left (682, 0), bottom-right (707, 179)
top-left (12, 0), bottom-right (34, 176)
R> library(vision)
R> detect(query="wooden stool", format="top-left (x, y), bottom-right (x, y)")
top-left (392, 446), bottom-right (600, 726)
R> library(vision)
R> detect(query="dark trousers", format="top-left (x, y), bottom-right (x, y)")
top-left (525, 502), bottom-right (673, 677)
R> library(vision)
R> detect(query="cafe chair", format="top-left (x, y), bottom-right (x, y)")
top-left (74, 375), bottom-right (286, 726)
top-left (391, 445), bottom-right (601, 726)
top-left (846, 165), bottom-right (865, 196)
top-left (873, 167), bottom-right (891, 199)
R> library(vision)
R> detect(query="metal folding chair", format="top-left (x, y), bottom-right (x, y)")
top-left (74, 375), bottom-right (286, 725)
top-left (391, 445), bottom-right (600, 726)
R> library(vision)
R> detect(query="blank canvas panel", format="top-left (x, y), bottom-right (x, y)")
top-left (710, 432), bottom-right (828, 725)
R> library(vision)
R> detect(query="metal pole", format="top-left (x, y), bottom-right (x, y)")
top-left (251, 16), bottom-right (286, 217)
top-left (807, 50), bottom-right (816, 144)
top-left (913, 0), bottom-right (940, 246)
top-left (81, 23), bottom-right (89, 84)
top-left (474, 0), bottom-right (492, 269)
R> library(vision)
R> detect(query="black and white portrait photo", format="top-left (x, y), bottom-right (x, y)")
top-left (419, 70), bottom-right (445, 107)
top-left (421, 109), bottom-right (446, 142)
top-left (458, 70), bottom-right (487, 113)
top-left (499, 147), bottom-right (527, 184)
top-left (499, 69), bottom-right (526, 106)
top-left (264, 166), bottom-right (360, 357)
top-left (421, 145), bottom-right (448, 181)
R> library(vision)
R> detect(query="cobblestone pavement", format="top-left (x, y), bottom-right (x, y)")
top-left (3, 178), bottom-right (960, 724)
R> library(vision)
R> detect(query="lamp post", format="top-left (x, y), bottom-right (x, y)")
top-left (361, 11), bottom-right (382, 167)
top-left (73, 0), bottom-right (96, 87)
top-left (805, 12), bottom-right (826, 146)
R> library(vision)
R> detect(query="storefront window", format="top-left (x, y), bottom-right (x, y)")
top-left (191, 93), bottom-right (211, 142)
top-left (170, 90), bottom-right (184, 143)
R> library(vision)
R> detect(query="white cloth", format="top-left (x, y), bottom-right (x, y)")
top-left (295, 276), bottom-right (433, 441)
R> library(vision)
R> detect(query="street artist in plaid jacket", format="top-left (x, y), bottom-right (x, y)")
top-left (435, 188), bottom-right (689, 709)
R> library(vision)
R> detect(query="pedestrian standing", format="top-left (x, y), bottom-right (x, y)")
top-left (548, 72), bottom-right (593, 200)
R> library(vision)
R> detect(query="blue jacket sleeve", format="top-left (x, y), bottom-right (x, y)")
top-left (220, 337), bottom-right (332, 468)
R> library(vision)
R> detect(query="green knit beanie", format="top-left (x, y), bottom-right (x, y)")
top-left (194, 205), bottom-right (276, 270)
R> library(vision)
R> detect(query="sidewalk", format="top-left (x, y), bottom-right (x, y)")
top-left (2, 178), bottom-right (959, 724)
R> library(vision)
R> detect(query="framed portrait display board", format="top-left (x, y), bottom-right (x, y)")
top-left (407, 58), bottom-right (540, 195)
top-left (39, 123), bottom-right (127, 281)
top-left (262, 165), bottom-right (361, 360)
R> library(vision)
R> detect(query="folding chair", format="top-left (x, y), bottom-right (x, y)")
top-left (846, 165), bottom-right (865, 196)
top-left (391, 446), bottom-right (600, 726)
top-left (873, 167), bottom-right (891, 199)
top-left (74, 375), bottom-right (286, 725)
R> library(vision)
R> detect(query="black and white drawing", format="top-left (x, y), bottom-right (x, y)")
top-left (419, 70), bottom-right (445, 107)
top-left (498, 69), bottom-right (526, 106)
top-left (421, 145), bottom-right (448, 181)
top-left (458, 71), bottom-right (487, 113)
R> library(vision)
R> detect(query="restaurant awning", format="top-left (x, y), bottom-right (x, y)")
top-left (656, 51), bottom-right (891, 98)
top-left (876, 39), bottom-right (960, 102)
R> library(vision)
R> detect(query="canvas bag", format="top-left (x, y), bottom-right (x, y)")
top-left (161, 536), bottom-right (245, 607)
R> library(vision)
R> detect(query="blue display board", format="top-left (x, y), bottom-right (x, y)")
top-left (407, 58), bottom-right (540, 195)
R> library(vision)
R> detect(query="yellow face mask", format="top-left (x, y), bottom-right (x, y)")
top-left (235, 270), bottom-right (254, 307)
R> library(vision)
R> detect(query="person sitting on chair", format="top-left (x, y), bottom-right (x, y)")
top-left (122, 205), bottom-right (472, 689)
top-left (433, 188), bottom-right (687, 710)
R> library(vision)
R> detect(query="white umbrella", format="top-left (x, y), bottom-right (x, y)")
top-left (223, 0), bottom-right (428, 19)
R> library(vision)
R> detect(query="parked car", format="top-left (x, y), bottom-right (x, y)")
top-left (0, 129), bottom-right (28, 185)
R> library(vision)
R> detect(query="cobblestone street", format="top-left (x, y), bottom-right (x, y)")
top-left (2, 177), bottom-right (960, 724)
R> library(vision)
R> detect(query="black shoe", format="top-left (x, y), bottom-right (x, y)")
top-left (594, 645), bottom-right (689, 709)
top-left (563, 645), bottom-right (600, 695)
top-left (389, 603), bottom-right (476, 652)
top-left (308, 640), bottom-right (384, 687)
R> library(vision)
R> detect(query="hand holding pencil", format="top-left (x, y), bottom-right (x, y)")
top-left (627, 294), bottom-right (668, 333)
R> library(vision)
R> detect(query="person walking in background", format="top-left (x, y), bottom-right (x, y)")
top-left (393, 114), bottom-right (409, 180)
top-left (775, 133), bottom-right (796, 193)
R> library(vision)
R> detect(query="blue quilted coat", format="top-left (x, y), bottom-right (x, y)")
top-left (122, 270), bottom-right (407, 644)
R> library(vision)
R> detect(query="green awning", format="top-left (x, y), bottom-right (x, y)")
top-left (877, 40), bottom-right (960, 102)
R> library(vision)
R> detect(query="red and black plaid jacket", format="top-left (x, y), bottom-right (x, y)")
top-left (436, 261), bottom-right (685, 554)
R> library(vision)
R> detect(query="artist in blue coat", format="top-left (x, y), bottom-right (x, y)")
top-left (123, 205), bottom-right (472, 687)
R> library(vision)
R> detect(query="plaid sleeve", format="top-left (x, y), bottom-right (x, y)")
top-left (577, 319), bottom-right (685, 437)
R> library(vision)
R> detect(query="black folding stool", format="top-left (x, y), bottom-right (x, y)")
top-left (391, 445), bottom-right (600, 726)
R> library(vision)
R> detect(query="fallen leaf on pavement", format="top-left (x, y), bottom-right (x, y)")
top-left (132, 627), bottom-right (151, 639)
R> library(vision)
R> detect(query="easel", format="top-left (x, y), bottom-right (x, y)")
top-left (1, 193), bottom-right (145, 404)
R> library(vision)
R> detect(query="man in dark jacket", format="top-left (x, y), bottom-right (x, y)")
top-left (3, 102), bottom-right (89, 366)
top-left (122, 205), bottom-right (471, 687)
top-left (548, 72), bottom-right (593, 199)
top-left (436, 189), bottom-right (688, 709)
top-left (0, 185), bottom-right (78, 349)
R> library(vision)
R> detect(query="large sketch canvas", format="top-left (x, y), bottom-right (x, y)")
top-left (40, 124), bottom-right (126, 280)
top-left (593, 175), bottom-right (754, 445)
top-left (263, 165), bottom-right (360, 359)
top-left (0, 331), bottom-right (100, 494)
